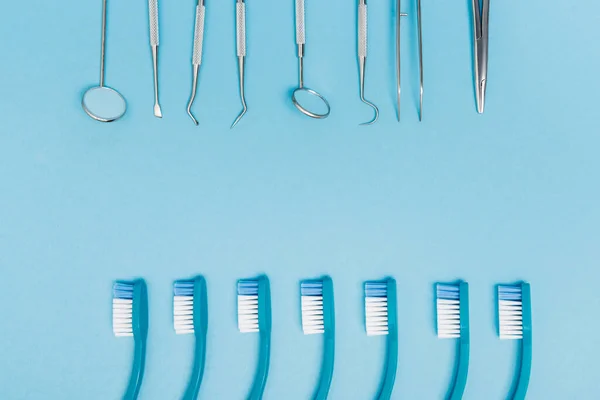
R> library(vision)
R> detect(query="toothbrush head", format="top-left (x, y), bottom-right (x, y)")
top-left (301, 280), bottom-right (325, 335)
top-left (436, 283), bottom-right (463, 339)
top-left (498, 284), bottom-right (525, 340)
top-left (238, 279), bottom-right (260, 333)
top-left (113, 280), bottom-right (148, 339)
top-left (174, 280), bottom-right (195, 335)
top-left (365, 281), bottom-right (389, 336)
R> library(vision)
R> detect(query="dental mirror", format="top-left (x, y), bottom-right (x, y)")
top-left (82, 0), bottom-right (127, 122)
top-left (292, 0), bottom-right (331, 119)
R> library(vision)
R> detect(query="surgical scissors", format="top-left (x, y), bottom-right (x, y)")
top-left (472, 0), bottom-right (489, 113)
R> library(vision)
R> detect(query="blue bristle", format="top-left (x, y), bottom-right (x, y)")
top-left (437, 283), bottom-right (460, 300)
top-left (301, 281), bottom-right (323, 296)
top-left (174, 280), bottom-right (194, 296)
top-left (365, 282), bottom-right (387, 297)
top-left (498, 285), bottom-right (522, 301)
top-left (238, 280), bottom-right (259, 296)
top-left (113, 282), bottom-right (134, 299)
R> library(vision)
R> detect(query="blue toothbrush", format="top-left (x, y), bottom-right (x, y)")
top-left (498, 282), bottom-right (532, 400)
top-left (174, 276), bottom-right (208, 400)
top-left (365, 278), bottom-right (398, 400)
top-left (301, 276), bottom-right (335, 400)
top-left (112, 280), bottom-right (149, 400)
top-left (436, 281), bottom-right (470, 400)
top-left (237, 276), bottom-right (272, 400)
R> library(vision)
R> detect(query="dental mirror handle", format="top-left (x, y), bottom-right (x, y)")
top-left (295, 0), bottom-right (305, 86)
top-left (149, 0), bottom-right (162, 117)
top-left (99, 0), bottom-right (108, 87)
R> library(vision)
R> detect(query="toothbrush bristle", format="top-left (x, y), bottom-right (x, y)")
top-left (436, 283), bottom-right (461, 339)
top-left (174, 280), bottom-right (195, 335)
top-left (238, 280), bottom-right (260, 333)
top-left (301, 281), bottom-right (324, 335)
top-left (365, 282), bottom-right (388, 336)
top-left (113, 282), bottom-right (134, 337)
top-left (498, 285), bottom-right (523, 340)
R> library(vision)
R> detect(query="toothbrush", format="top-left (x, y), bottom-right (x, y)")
top-left (436, 281), bottom-right (469, 400)
top-left (301, 276), bottom-right (335, 400)
top-left (112, 280), bottom-right (149, 400)
top-left (174, 276), bottom-right (208, 400)
top-left (498, 282), bottom-right (532, 400)
top-left (237, 276), bottom-right (272, 399)
top-left (365, 278), bottom-right (398, 400)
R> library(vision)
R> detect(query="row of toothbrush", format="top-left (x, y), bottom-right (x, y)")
top-left (113, 278), bottom-right (531, 400)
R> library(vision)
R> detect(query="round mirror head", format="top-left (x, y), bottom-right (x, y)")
top-left (292, 87), bottom-right (331, 119)
top-left (82, 86), bottom-right (127, 122)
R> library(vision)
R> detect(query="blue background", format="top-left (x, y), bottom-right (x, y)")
top-left (0, 0), bottom-right (598, 397)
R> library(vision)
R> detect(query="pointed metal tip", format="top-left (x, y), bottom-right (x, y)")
top-left (154, 104), bottom-right (163, 118)
top-left (187, 110), bottom-right (199, 126)
top-left (231, 108), bottom-right (247, 129)
top-left (476, 79), bottom-right (486, 114)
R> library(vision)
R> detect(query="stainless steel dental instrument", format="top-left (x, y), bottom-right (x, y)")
top-left (231, 0), bottom-right (247, 128)
top-left (292, 0), bottom-right (331, 119)
top-left (417, 0), bottom-right (423, 121)
top-left (472, 0), bottom-right (489, 113)
top-left (357, 0), bottom-right (379, 125)
top-left (395, 0), bottom-right (423, 121)
top-left (187, 0), bottom-right (206, 126)
top-left (82, 0), bottom-right (127, 122)
top-left (148, 0), bottom-right (162, 118)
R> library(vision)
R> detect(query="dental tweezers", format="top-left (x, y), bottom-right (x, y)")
top-left (396, 0), bottom-right (423, 121)
top-left (472, 0), bottom-right (489, 113)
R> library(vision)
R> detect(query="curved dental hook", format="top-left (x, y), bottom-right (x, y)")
top-left (358, 0), bottom-right (378, 126)
top-left (360, 93), bottom-right (379, 125)
top-left (187, 64), bottom-right (200, 126)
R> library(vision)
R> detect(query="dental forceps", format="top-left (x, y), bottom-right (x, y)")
top-left (396, 0), bottom-right (424, 121)
top-left (472, 0), bottom-right (489, 113)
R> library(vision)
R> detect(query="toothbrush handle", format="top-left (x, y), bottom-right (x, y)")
top-left (314, 277), bottom-right (335, 400)
top-left (123, 338), bottom-right (147, 400)
top-left (247, 330), bottom-right (271, 400)
top-left (192, 4), bottom-right (206, 66)
top-left (148, 0), bottom-right (159, 46)
top-left (248, 277), bottom-right (272, 400)
top-left (448, 342), bottom-right (469, 400)
top-left (377, 279), bottom-right (398, 400)
top-left (182, 334), bottom-right (207, 400)
top-left (314, 333), bottom-right (335, 400)
top-left (513, 283), bottom-right (532, 400)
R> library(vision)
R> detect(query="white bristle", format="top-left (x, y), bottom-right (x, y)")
top-left (436, 284), bottom-right (461, 339)
top-left (498, 286), bottom-right (523, 340)
top-left (113, 298), bottom-right (133, 337)
top-left (302, 295), bottom-right (324, 334)
top-left (238, 295), bottom-right (259, 333)
top-left (365, 297), bottom-right (389, 336)
top-left (174, 295), bottom-right (194, 335)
